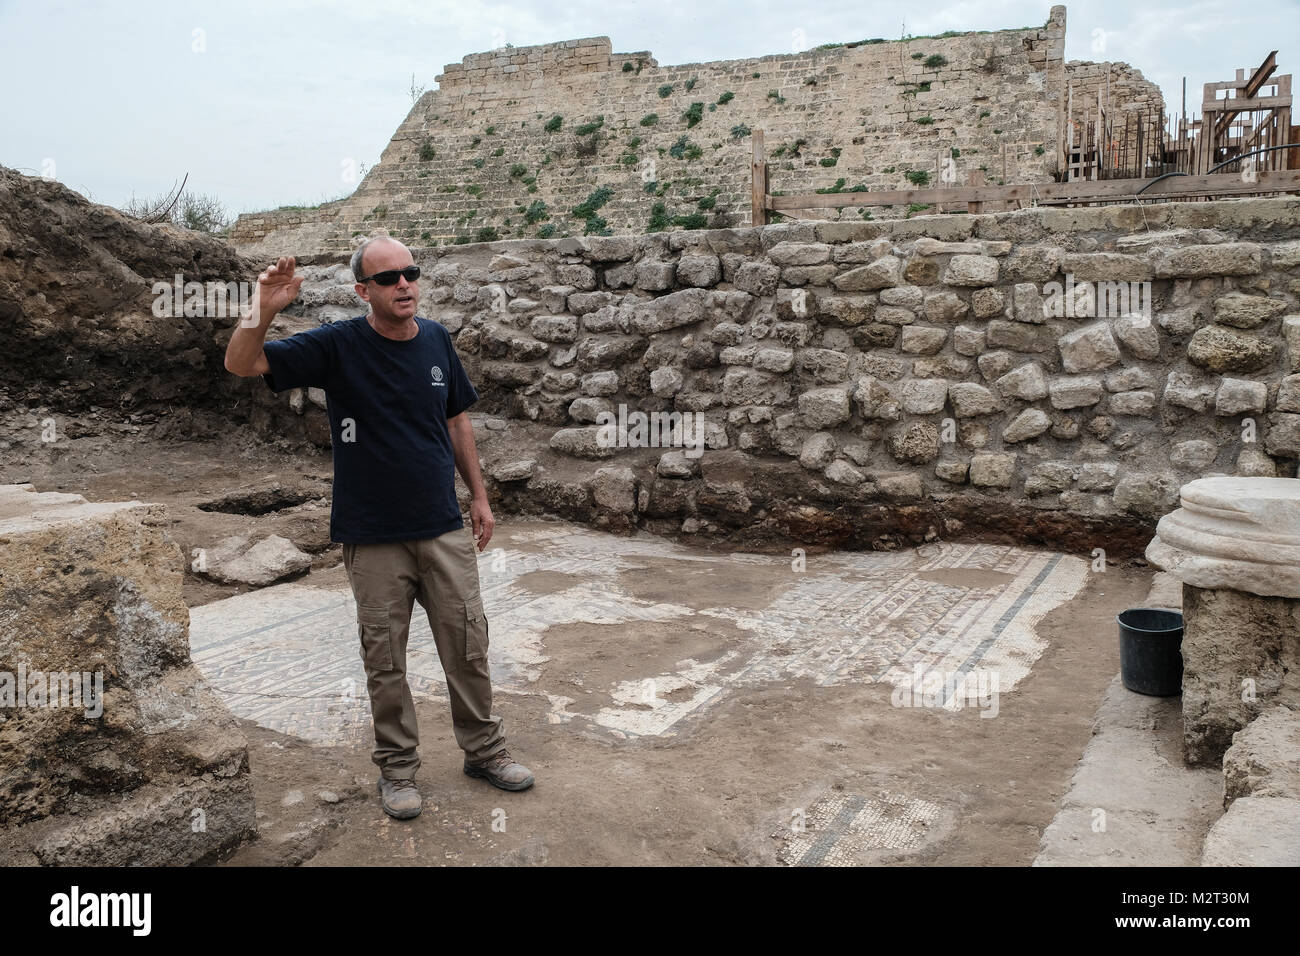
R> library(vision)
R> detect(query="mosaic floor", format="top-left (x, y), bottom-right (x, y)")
top-left (188, 523), bottom-right (1087, 745)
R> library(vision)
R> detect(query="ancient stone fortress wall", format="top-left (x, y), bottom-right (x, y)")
top-left (232, 6), bottom-right (1113, 256)
top-left (258, 196), bottom-right (1300, 554)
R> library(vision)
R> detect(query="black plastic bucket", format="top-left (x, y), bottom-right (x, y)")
top-left (1117, 608), bottom-right (1184, 697)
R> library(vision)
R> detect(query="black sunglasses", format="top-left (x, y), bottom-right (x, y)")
top-left (357, 266), bottom-right (421, 286)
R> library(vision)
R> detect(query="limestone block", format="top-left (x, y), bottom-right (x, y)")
top-left (0, 485), bottom-right (255, 865)
top-left (1108, 390), bottom-right (1155, 416)
top-left (798, 385), bottom-right (853, 429)
top-left (1215, 378), bottom-right (1267, 416)
top-left (591, 466), bottom-right (637, 513)
top-left (942, 255), bottom-right (999, 286)
top-left (799, 432), bottom-right (837, 470)
top-left (1170, 439), bottom-right (1218, 471)
top-left (1048, 375), bottom-right (1103, 409)
top-left (886, 421), bottom-right (940, 464)
top-left (1187, 326), bottom-right (1276, 374)
top-left (969, 452), bottom-right (1017, 488)
top-left (1002, 408), bottom-right (1052, 443)
top-left (996, 362), bottom-right (1048, 402)
top-left (898, 378), bottom-right (948, 415)
top-left (1112, 313), bottom-right (1161, 360)
top-left (1058, 321), bottom-right (1121, 373)
top-left (1212, 293), bottom-right (1287, 329)
top-left (832, 256), bottom-right (902, 291)
top-left (1201, 797), bottom-right (1300, 866)
top-left (1223, 708), bottom-right (1300, 805)
top-left (948, 382), bottom-right (999, 417)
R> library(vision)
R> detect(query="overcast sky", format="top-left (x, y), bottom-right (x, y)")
top-left (1, 0), bottom-right (1296, 217)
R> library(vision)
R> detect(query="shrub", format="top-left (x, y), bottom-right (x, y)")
top-left (685, 76), bottom-right (697, 91)
top-left (509, 163), bottom-right (527, 177)
top-left (673, 212), bottom-right (707, 229)
top-left (640, 113), bottom-right (659, 126)
top-left (905, 170), bottom-right (930, 186)
top-left (571, 186), bottom-right (614, 220)
top-left (485, 125), bottom-right (496, 135)
top-left (683, 102), bottom-right (704, 127)
top-left (622, 61), bottom-right (633, 72)
top-left (658, 84), bottom-right (674, 98)
top-left (766, 89), bottom-right (786, 104)
top-left (819, 156), bottom-right (837, 167)
top-left (914, 115), bottom-right (935, 125)
top-left (475, 226), bottom-right (499, 243)
top-left (731, 123), bottom-right (751, 140)
top-left (418, 140), bottom-right (436, 161)
top-left (647, 201), bottom-right (670, 232)
top-left (575, 115), bottom-right (605, 136)
top-left (717, 91), bottom-right (734, 105)
top-left (523, 199), bottom-right (548, 224)
top-left (545, 115), bottom-right (563, 132)
top-left (471, 158), bottom-right (485, 168)
top-left (923, 54), bottom-right (948, 69)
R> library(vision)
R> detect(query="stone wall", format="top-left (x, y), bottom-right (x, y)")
top-left (233, 6), bottom-right (1088, 255)
top-left (228, 199), bottom-right (344, 252)
top-left (251, 195), bottom-right (1300, 554)
top-left (1063, 60), bottom-right (1165, 164)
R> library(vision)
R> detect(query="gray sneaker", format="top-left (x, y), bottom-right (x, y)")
top-left (463, 749), bottom-right (535, 791)
top-left (377, 775), bottom-right (422, 819)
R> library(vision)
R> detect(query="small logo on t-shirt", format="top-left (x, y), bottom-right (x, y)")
top-left (431, 365), bottom-right (445, 386)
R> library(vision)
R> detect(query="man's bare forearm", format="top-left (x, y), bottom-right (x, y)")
top-left (224, 309), bottom-right (273, 376)
top-left (449, 414), bottom-right (488, 500)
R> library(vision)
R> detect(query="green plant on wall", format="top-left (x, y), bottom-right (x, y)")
top-left (658, 84), bottom-right (674, 98)
top-left (418, 139), bottom-right (436, 162)
top-left (717, 91), bottom-right (734, 105)
top-left (545, 114), bottom-right (563, 132)
top-left (914, 116), bottom-right (935, 125)
top-left (905, 170), bottom-right (930, 186)
top-left (640, 113), bottom-right (659, 126)
top-left (766, 89), bottom-right (786, 104)
top-left (924, 54), bottom-right (948, 69)
top-left (731, 123), bottom-right (751, 140)
top-left (523, 199), bottom-right (548, 224)
top-left (537, 223), bottom-right (557, 238)
top-left (668, 135), bottom-right (701, 160)
top-left (683, 102), bottom-right (704, 127)
top-left (575, 115), bottom-right (605, 136)
top-left (647, 201), bottom-right (670, 232)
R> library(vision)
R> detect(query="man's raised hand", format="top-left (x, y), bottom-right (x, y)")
top-left (244, 256), bottom-right (304, 326)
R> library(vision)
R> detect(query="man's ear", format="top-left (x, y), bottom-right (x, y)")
top-left (354, 283), bottom-right (369, 303)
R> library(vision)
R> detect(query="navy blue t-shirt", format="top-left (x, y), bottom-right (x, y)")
top-left (261, 315), bottom-right (478, 543)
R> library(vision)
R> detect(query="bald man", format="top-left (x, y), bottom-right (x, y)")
top-left (225, 237), bottom-right (534, 821)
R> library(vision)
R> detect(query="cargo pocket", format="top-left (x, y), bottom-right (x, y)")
top-left (463, 595), bottom-right (489, 663)
top-left (357, 603), bottom-right (394, 672)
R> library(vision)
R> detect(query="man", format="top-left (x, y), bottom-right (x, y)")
top-left (224, 237), bottom-right (534, 821)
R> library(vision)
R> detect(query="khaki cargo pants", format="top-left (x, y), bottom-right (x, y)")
top-left (342, 526), bottom-right (505, 780)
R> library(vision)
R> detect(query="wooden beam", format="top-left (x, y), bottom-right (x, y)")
top-left (1204, 94), bottom-right (1292, 113)
top-left (766, 168), bottom-right (1300, 211)
top-left (751, 129), bottom-right (767, 227)
top-left (1244, 51), bottom-right (1279, 98)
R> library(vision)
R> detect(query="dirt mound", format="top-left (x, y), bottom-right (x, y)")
top-left (0, 165), bottom-right (255, 416)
